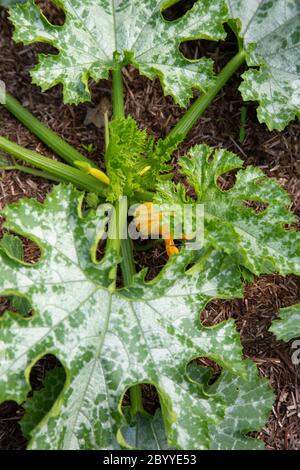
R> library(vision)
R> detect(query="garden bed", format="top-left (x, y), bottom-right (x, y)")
top-left (0, 2), bottom-right (299, 450)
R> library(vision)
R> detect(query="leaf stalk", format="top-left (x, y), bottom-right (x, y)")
top-left (166, 50), bottom-right (246, 146)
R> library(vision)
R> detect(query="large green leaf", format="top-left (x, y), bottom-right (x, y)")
top-left (155, 144), bottom-right (300, 276)
top-left (269, 304), bottom-right (300, 342)
top-left (188, 360), bottom-right (274, 450)
top-left (0, 233), bottom-right (32, 315)
top-left (20, 367), bottom-right (66, 439)
top-left (0, 184), bottom-right (247, 450)
top-left (228, 0), bottom-right (300, 130)
top-left (121, 409), bottom-right (170, 450)
top-left (9, 0), bottom-right (228, 105)
top-left (121, 360), bottom-right (275, 450)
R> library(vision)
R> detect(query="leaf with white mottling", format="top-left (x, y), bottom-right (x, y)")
top-left (188, 360), bottom-right (274, 450)
top-left (228, 0), bottom-right (300, 130)
top-left (9, 0), bottom-right (228, 106)
top-left (121, 409), bottom-right (170, 450)
top-left (0, 233), bottom-right (32, 315)
top-left (269, 304), bottom-right (300, 342)
top-left (155, 144), bottom-right (300, 276)
top-left (0, 184), bottom-right (247, 450)
top-left (121, 360), bottom-right (274, 450)
top-left (20, 367), bottom-right (66, 439)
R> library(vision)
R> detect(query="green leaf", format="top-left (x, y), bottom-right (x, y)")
top-left (155, 144), bottom-right (300, 276)
top-left (188, 360), bottom-right (274, 450)
top-left (9, 0), bottom-right (228, 106)
top-left (228, 0), bottom-right (300, 130)
top-left (0, 184), bottom-right (247, 450)
top-left (269, 303), bottom-right (300, 342)
top-left (121, 360), bottom-right (275, 450)
top-left (106, 117), bottom-right (173, 202)
top-left (0, 233), bottom-right (32, 315)
top-left (20, 367), bottom-right (66, 439)
top-left (0, 232), bottom-right (24, 262)
top-left (121, 409), bottom-right (170, 450)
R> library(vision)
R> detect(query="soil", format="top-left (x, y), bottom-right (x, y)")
top-left (0, 2), bottom-right (300, 450)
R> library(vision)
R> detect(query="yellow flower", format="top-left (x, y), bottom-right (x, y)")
top-left (134, 202), bottom-right (179, 257)
top-left (74, 161), bottom-right (110, 185)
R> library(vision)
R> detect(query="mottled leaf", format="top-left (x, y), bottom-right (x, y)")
top-left (121, 360), bottom-right (274, 450)
top-left (155, 144), bottom-right (300, 276)
top-left (0, 232), bottom-right (24, 263)
top-left (269, 304), bottom-right (300, 342)
top-left (9, 0), bottom-right (228, 105)
top-left (228, 0), bottom-right (300, 130)
top-left (20, 367), bottom-right (66, 439)
top-left (188, 360), bottom-right (274, 450)
top-left (0, 233), bottom-right (32, 315)
top-left (0, 184), bottom-right (246, 450)
top-left (122, 409), bottom-right (170, 450)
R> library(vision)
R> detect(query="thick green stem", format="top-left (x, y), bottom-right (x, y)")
top-left (111, 61), bottom-right (144, 415)
top-left (0, 136), bottom-right (107, 196)
top-left (112, 62), bottom-right (125, 119)
top-left (3, 93), bottom-right (93, 167)
top-left (120, 238), bottom-right (136, 286)
top-left (130, 383), bottom-right (144, 416)
top-left (166, 50), bottom-right (246, 146)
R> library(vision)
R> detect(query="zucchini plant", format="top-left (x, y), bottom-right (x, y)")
top-left (0, 0), bottom-right (299, 450)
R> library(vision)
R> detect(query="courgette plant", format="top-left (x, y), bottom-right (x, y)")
top-left (0, 0), bottom-right (299, 450)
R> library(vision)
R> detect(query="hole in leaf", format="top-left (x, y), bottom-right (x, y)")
top-left (123, 383), bottom-right (160, 416)
top-left (133, 238), bottom-right (169, 282)
top-left (0, 401), bottom-right (26, 450)
top-left (121, 384), bottom-right (167, 449)
top-left (96, 238), bottom-right (107, 262)
top-left (0, 296), bottom-right (10, 317)
top-left (19, 356), bottom-right (66, 442)
top-left (188, 357), bottom-right (222, 386)
top-left (201, 298), bottom-right (242, 326)
top-left (35, 0), bottom-right (66, 26)
top-left (162, 0), bottom-right (197, 21)
top-left (180, 26), bottom-right (239, 72)
top-left (0, 232), bottom-right (41, 265)
top-left (21, 235), bottom-right (42, 264)
top-left (243, 200), bottom-right (268, 214)
top-left (180, 39), bottom-right (223, 64)
top-left (216, 169), bottom-right (238, 191)
top-left (29, 354), bottom-right (65, 395)
top-left (0, 294), bottom-right (33, 318)
top-left (196, 357), bottom-right (222, 385)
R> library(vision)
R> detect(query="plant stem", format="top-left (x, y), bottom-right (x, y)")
top-left (120, 238), bottom-right (136, 286)
top-left (111, 61), bottom-right (144, 415)
top-left (112, 62), bottom-right (125, 119)
top-left (3, 93), bottom-right (94, 167)
top-left (130, 383), bottom-right (144, 415)
top-left (0, 136), bottom-right (107, 196)
top-left (104, 111), bottom-right (110, 153)
top-left (2, 163), bottom-right (61, 183)
top-left (166, 50), bottom-right (246, 146)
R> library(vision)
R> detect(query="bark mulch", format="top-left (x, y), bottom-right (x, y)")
top-left (0, 3), bottom-right (299, 450)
